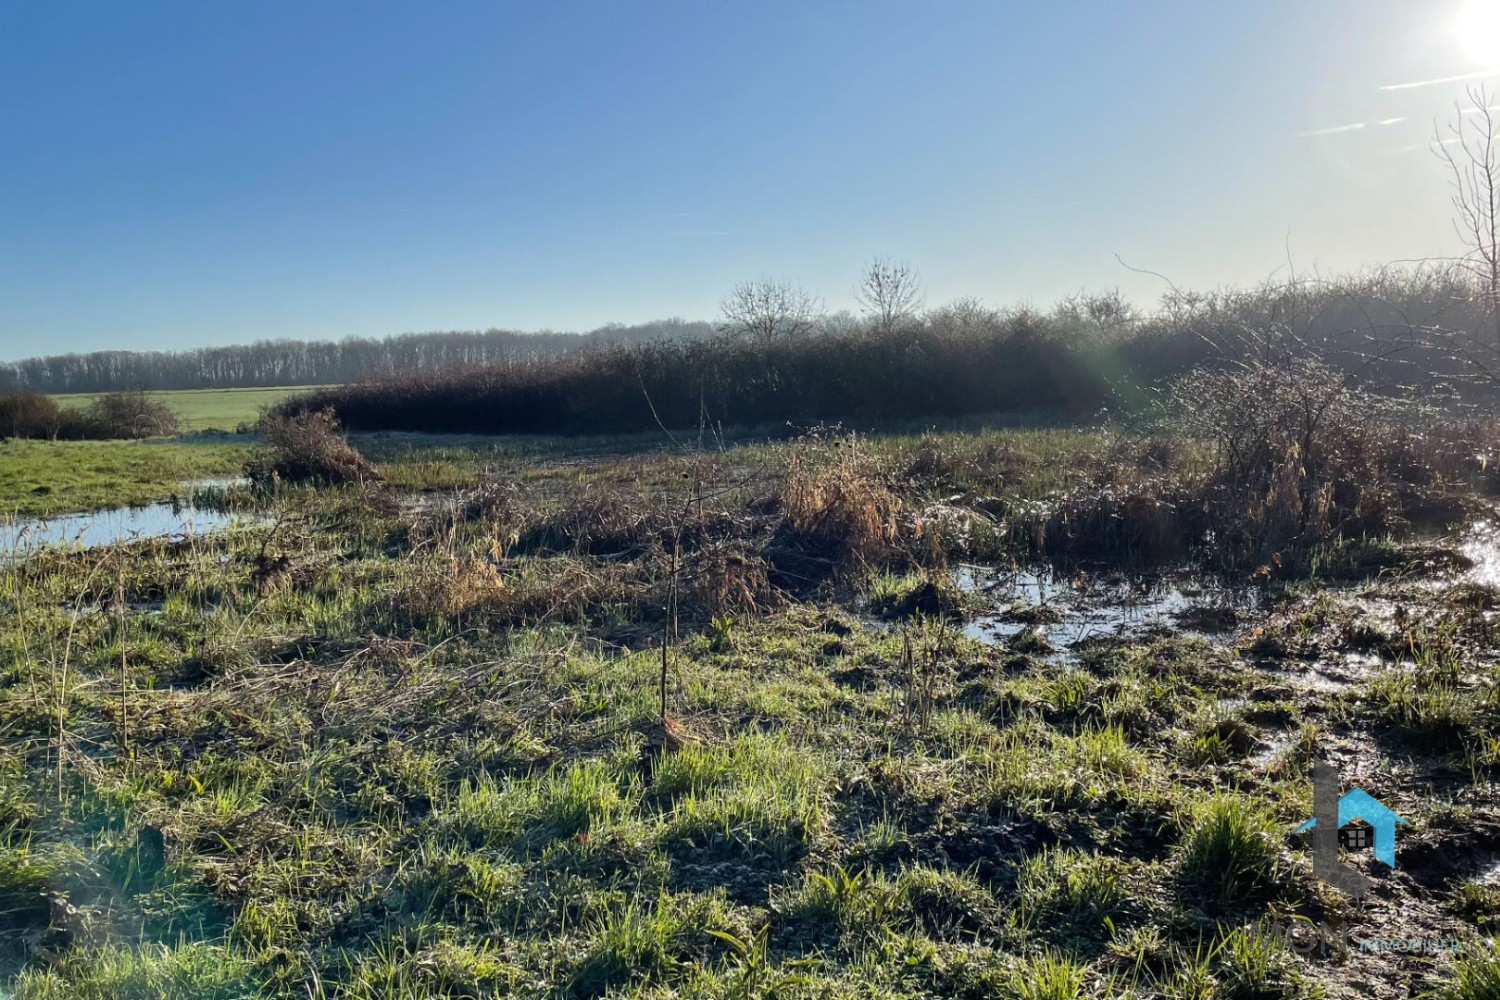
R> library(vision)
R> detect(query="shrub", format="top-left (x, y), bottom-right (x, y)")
top-left (85, 390), bottom-right (179, 439)
top-left (256, 269), bottom-right (1500, 441)
top-left (247, 408), bottom-right (382, 487)
top-left (0, 390), bottom-right (99, 440)
top-left (0, 389), bottom-right (64, 439)
top-left (270, 322), bottom-right (1109, 437)
top-left (1174, 354), bottom-right (1472, 565)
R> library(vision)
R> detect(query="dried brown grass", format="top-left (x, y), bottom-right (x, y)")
top-left (689, 542), bottom-right (779, 617)
top-left (250, 408), bottom-right (384, 487)
top-left (779, 433), bottom-right (904, 574)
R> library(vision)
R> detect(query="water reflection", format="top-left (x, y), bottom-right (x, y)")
top-left (1460, 520), bottom-right (1500, 588)
top-left (956, 563), bottom-right (1260, 655)
top-left (1, 503), bottom-right (253, 556)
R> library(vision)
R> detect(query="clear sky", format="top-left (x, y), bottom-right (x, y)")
top-left (2, 0), bottom-right (1499, 357)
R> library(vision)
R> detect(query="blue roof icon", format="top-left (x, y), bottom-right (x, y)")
top-left (1295, 787), bottom-right (1409, 868)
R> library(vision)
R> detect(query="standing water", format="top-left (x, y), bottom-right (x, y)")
top-left (1458, 520), bottom-right (1500, 588)
top-left (956, 563), bottom-right (1260, 655)
top-left (1, 500), bottom-right (255, 557)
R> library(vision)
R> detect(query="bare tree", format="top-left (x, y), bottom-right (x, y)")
top-left (1436, 84), bottom-right (1500, 347)
top-left (719, 278), bottom-right (822, 341)
top-left (926, 296), bottom-right (1000, 336)
top-left (853, 257), bottom-right (924, 332)
top-left (1054, 288), bottom-right (1137, 336)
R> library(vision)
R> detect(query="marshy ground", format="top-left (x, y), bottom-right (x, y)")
top-left (2, 417), bottom-right (1500, 999)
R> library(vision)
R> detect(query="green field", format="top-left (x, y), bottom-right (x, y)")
top-left (53, 385), bottom-right (319, 432)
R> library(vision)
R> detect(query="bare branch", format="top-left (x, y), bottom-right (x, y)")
top-left (853, 256), bottom-right (924, 332)
top-left (718, 278), bottom-right (822, 342)
top-left (1433, 83), bottom-right (1500, 347)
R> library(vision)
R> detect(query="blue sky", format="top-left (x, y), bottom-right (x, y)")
top-left (2, 0), bottom-right (1498, 357)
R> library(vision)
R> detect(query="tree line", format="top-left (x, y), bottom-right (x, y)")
top-left (0, 319), bottom-right (714, 394)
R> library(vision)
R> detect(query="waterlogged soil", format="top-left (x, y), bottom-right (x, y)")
top-left (958, 516), bottom-right (1500, 666)
top-left (956, 562), bottom-right (1263, 654)
top-left (8, 450), bottom-right (1500, 998)
top-left (1458, 518), bottom-right (1500, 588)
top-left (944, 524), bottom-right (1500, 997)
top-left (955, 561), bottom-right (1454, 704)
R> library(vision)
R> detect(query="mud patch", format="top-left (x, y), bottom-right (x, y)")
top-left (1255, 653), bottom-right (1385, 695)
top-left (831, 665), bottom-right (878, 690)
top-left (1402, 812), bottom-right (1500, 893)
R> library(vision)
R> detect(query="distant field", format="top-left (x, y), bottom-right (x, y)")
top-left (53, 385), bottom-right (321, 431)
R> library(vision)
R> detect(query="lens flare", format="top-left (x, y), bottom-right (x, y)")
top-left (1455, 0), bottom-right (1500, 69)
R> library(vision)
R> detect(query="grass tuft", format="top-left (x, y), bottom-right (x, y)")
top-left (1177, 794), bottom-right (1283, 907)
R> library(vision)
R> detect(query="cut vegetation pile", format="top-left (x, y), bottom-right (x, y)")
top-left (246, 408), bottom-right (384, 487)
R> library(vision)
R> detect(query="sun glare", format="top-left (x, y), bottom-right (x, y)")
top-left (1456, 0), bottom-right (1500, 68)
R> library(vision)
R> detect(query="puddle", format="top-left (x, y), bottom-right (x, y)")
top-left (0, 504), bottom-right (256, 557)
top-left (1251, 730), bottom-right (1293, 770)
top-left (1460, 520), bottom-right (1500, 588)
top-left (1255, 652), bottom-right (1382, 695)
top-left (0, 474), bottom-right (268, 558)
top-left (957, 564), bottom-right (1260, 656)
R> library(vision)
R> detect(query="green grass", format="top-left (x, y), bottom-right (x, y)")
top-left (54, 386), bottom-right (323, 432)
top-left (0, 421), bottom-right (1492, 997)
top-left (12, 942), bottom-right (263, 1000)
top-left (1176, 793), bottom-right (1283, 906)
top-left (1439, 938), bottom-right (1500, 1000)
top-left (0, 438), bottom-right (253, 516)
top-left (1015, 846), bottom-right (1134, 938)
